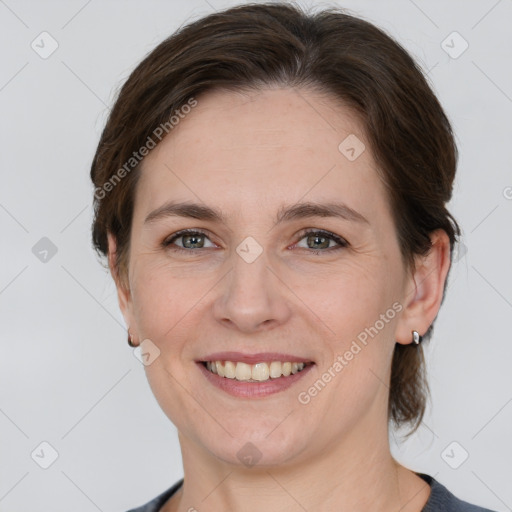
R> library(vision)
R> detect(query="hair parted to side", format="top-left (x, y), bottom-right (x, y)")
top-left (90, 2), bottom-right (461, 436)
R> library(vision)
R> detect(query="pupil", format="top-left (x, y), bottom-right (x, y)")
top-left (185, 234), bottom-right (203, 248)
top-left (310, 234), bottom-right (328, 249)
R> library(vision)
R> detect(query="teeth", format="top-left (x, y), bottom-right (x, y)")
top-left (205, 360), bottom-right (308, 381)
top-left (225, 361), bottom-right (236, 379)
top-left (235, 362), bottom-right (252, 381)
top-left (216, 361), bottom-right (225, 377)
top-left (269, 361), bottom-right (282, 378)
top-left (252, 362), bottom-right (270, 381)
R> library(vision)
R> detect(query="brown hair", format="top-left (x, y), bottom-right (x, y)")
top-left (90, 2), bottom-right (460, 435)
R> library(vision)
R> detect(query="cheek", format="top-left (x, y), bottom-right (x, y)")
top-left (316, 259), bottom-right (392, 326)
top-left (129, 259), bottom-right (213, 343)
top-left (303, 268), bottom-right (398, 428)
top-left (307, 258), bottom-right (400, 376)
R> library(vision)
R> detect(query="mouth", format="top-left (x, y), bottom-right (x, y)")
top-left (195, 355), bottom-right (316, 399)
top-left (200, 359), bottom-right (314, 382)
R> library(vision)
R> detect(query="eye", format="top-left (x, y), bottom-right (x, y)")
top-left (162, 228), bottom-right (348, 254)
top-left (293, 229), bottom-right (348, 253)
top-left (162, 229), bottom-right (216, 252)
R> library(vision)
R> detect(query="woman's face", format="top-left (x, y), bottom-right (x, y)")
top-left (112, 87), bottom-right (419, 467)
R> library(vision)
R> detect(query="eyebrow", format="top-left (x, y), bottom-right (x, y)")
top-left (144, 200), bottom-right (369, 226)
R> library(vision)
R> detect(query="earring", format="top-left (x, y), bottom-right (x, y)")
top-left (412, 330), bottom-right (423, 345)
top-left (128, 329), bottom-right (137, 347)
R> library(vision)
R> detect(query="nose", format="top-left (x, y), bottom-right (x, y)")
top-left (212, 247), bottom-right (292, 333)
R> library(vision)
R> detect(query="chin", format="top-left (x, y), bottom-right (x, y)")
top-left (202, 426), bottom-right (311, 468)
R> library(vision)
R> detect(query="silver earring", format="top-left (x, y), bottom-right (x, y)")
top-left (412, 330), bottom-right (422, 345)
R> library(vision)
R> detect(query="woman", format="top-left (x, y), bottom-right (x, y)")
top-left (90, 3), bottom-right (497, 511)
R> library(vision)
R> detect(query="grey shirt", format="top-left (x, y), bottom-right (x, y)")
top-left (126, 473), bottom-right (497, 511)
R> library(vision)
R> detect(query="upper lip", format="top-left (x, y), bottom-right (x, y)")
top-left (198, 352), bottom-right (314, 365)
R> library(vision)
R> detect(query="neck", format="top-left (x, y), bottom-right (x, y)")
top-left (166, 413), bottom-right (429, 512)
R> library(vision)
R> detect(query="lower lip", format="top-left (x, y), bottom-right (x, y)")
top-left (196, 362), bottom-right (315, 398)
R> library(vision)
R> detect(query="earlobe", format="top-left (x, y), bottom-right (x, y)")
top-left (395, 229), bottom-right (451, 345)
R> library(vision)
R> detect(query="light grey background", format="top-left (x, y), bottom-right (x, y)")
top-left (1, 0), bottom-right (511, 511)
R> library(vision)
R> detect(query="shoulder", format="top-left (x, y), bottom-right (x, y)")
top-left (419, 473), bottom-right (498, 512)
top-left (125, 478), bottom-right (183, 512)
top-left (124, 474), bottom-right (498, 512)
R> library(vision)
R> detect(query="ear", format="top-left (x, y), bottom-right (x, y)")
top-left (395, 229), bottom-right (452, 345)
top-left (107, 232), bottom-right (135, 333)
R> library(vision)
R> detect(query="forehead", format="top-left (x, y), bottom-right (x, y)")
top-left (134, 87), bottom-right (389, 224)
top-left (154, 87), bottom-right (364, 153)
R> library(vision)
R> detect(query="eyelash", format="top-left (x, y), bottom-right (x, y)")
top-left (161, 228), bottom-right (348, 254)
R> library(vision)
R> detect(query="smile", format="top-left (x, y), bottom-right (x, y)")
top-left (203, 360), bottom-right (313, 382)
top-left (197, 359), bottom-right (315, 398)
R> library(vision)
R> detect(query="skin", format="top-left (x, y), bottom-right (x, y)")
top-left (108, 87), bottom-right (451, 511)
